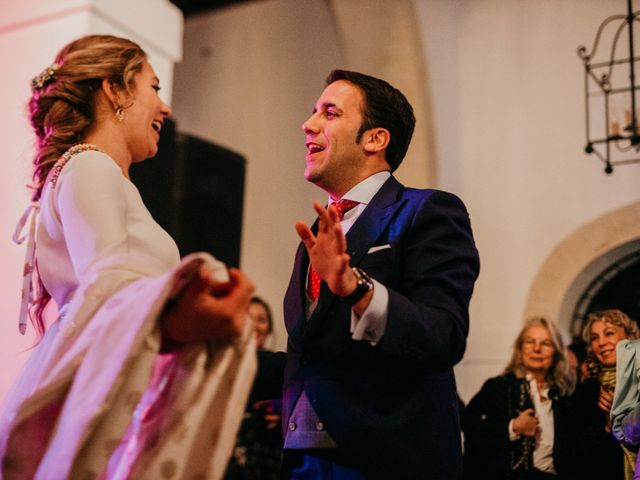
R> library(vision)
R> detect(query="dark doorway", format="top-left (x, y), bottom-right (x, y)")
top-left (570, 251), bottom-right (640, 339)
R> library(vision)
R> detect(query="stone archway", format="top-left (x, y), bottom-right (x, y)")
top-left (524, 202), bottom-right (640, 334)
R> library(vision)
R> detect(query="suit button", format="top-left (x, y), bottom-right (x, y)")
top-left (301, 355), bottom-right (309, 366)
top-left (315, 421), bottom-right (324, 431)
top-left (288, 422), bottom-right (297, 431)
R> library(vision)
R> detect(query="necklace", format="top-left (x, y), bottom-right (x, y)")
top-left (50, 143), bottom-right (103, 186)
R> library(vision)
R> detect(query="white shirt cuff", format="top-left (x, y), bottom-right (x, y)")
top-left (350, 279), bottom-right (388, 346)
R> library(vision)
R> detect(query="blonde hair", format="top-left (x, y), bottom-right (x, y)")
top-left (504, 316), bottom-right (576, 396)
top-left (582, 309), bottom-right (640, 377)
top-left (29, 34), bottom-right (146, 201)
top-left (27, 35), bottom-right (146, 335)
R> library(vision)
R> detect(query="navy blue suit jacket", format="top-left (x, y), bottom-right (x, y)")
top-left (266, 176), bottom-right (479, 479)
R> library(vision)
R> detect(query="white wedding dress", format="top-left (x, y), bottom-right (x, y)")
top-left (1, 150), bottom-right (255, 480)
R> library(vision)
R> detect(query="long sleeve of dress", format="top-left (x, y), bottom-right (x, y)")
top-left (57, 152), bottom-right (131, 280)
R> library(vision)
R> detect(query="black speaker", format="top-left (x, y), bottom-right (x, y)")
top-left (130, 117), bottom-right (181, 235)
top-left (131, 118), bottom-right (246, 268)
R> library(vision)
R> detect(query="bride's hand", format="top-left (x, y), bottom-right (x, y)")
top-left (161, 267), bottom-right (254, 343)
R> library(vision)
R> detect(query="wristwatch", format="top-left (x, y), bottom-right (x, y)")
top-left (341, 267), bottom-right (374, 305)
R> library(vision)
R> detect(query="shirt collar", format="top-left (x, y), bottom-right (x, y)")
top-left (526, 373), bottom-right (550, 395)
top-left (327, 171), bottom-right (391, 206)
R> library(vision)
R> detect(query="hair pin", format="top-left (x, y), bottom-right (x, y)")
top-left (31, 64), bottom-right (60, 91)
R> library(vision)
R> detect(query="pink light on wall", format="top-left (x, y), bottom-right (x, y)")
top-left (0, 3), bottom-right (92, 402)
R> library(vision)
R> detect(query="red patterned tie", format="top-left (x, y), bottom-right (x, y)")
top-left (307, 199), bottom-right (360, 301)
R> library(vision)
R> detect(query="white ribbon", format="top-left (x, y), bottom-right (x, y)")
top-left (13, 203), bottom-right (39, 335)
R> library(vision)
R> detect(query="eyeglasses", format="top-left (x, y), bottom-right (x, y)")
top-left (522, 337), bottom-right (555, 350)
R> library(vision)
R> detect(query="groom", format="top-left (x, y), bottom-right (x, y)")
top-left (266, 70), bottom-right (479, 480)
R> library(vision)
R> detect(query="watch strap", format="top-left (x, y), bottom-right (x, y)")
top-left (341, 267), bottom-right (373, 305)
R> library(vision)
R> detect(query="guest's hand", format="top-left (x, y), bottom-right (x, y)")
top-left (295, 202), bottom-right (355, 297)
top-left (513, 408), bottom-right (538, 437)
top-left (597, 388), bottom-right (614, 415)
top-left (162, 267), bottom-right (254, 343)
top-left (253, 400), bottom-right (281, 430)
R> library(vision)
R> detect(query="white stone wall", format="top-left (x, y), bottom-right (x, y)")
top-left (416, 0), bottom-right (640, 401)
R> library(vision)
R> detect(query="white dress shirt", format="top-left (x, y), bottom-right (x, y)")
top-left (307, 171), bottom-right (391, 345)
top-left (337, 171), bottom-right (391, 345)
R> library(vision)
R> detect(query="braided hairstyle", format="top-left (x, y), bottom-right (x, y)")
top-left (29, 34), bottom-right (146, 201)
top-left (27, 35), bottom-right (146, 335)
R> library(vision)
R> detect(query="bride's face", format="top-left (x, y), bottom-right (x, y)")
top-left (122, 60), bottom-right (171, 163)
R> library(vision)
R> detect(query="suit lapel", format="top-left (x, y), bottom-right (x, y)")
top-left (343, 176), bottom-right (404, 267)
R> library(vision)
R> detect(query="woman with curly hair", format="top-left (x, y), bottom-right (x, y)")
top-left (0, 35), bottom-right (256, 479)
top-left (571, 309), bottom-right (639, 480)
top-left (462, 316), bottom-right (576, 479)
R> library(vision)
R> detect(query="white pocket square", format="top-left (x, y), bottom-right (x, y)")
top-left (368, 244), bottom-right (391, 254)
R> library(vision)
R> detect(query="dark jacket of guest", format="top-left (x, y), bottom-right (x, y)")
top-left (462, 372), bottom-right (572, 479)
top-left (569, 377), bottom-right (624, 479)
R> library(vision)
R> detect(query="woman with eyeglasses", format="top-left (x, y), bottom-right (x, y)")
top-left (571, 309), bottom-right (639, 480)
top-left (462, 317), bottom-right (576, 479)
